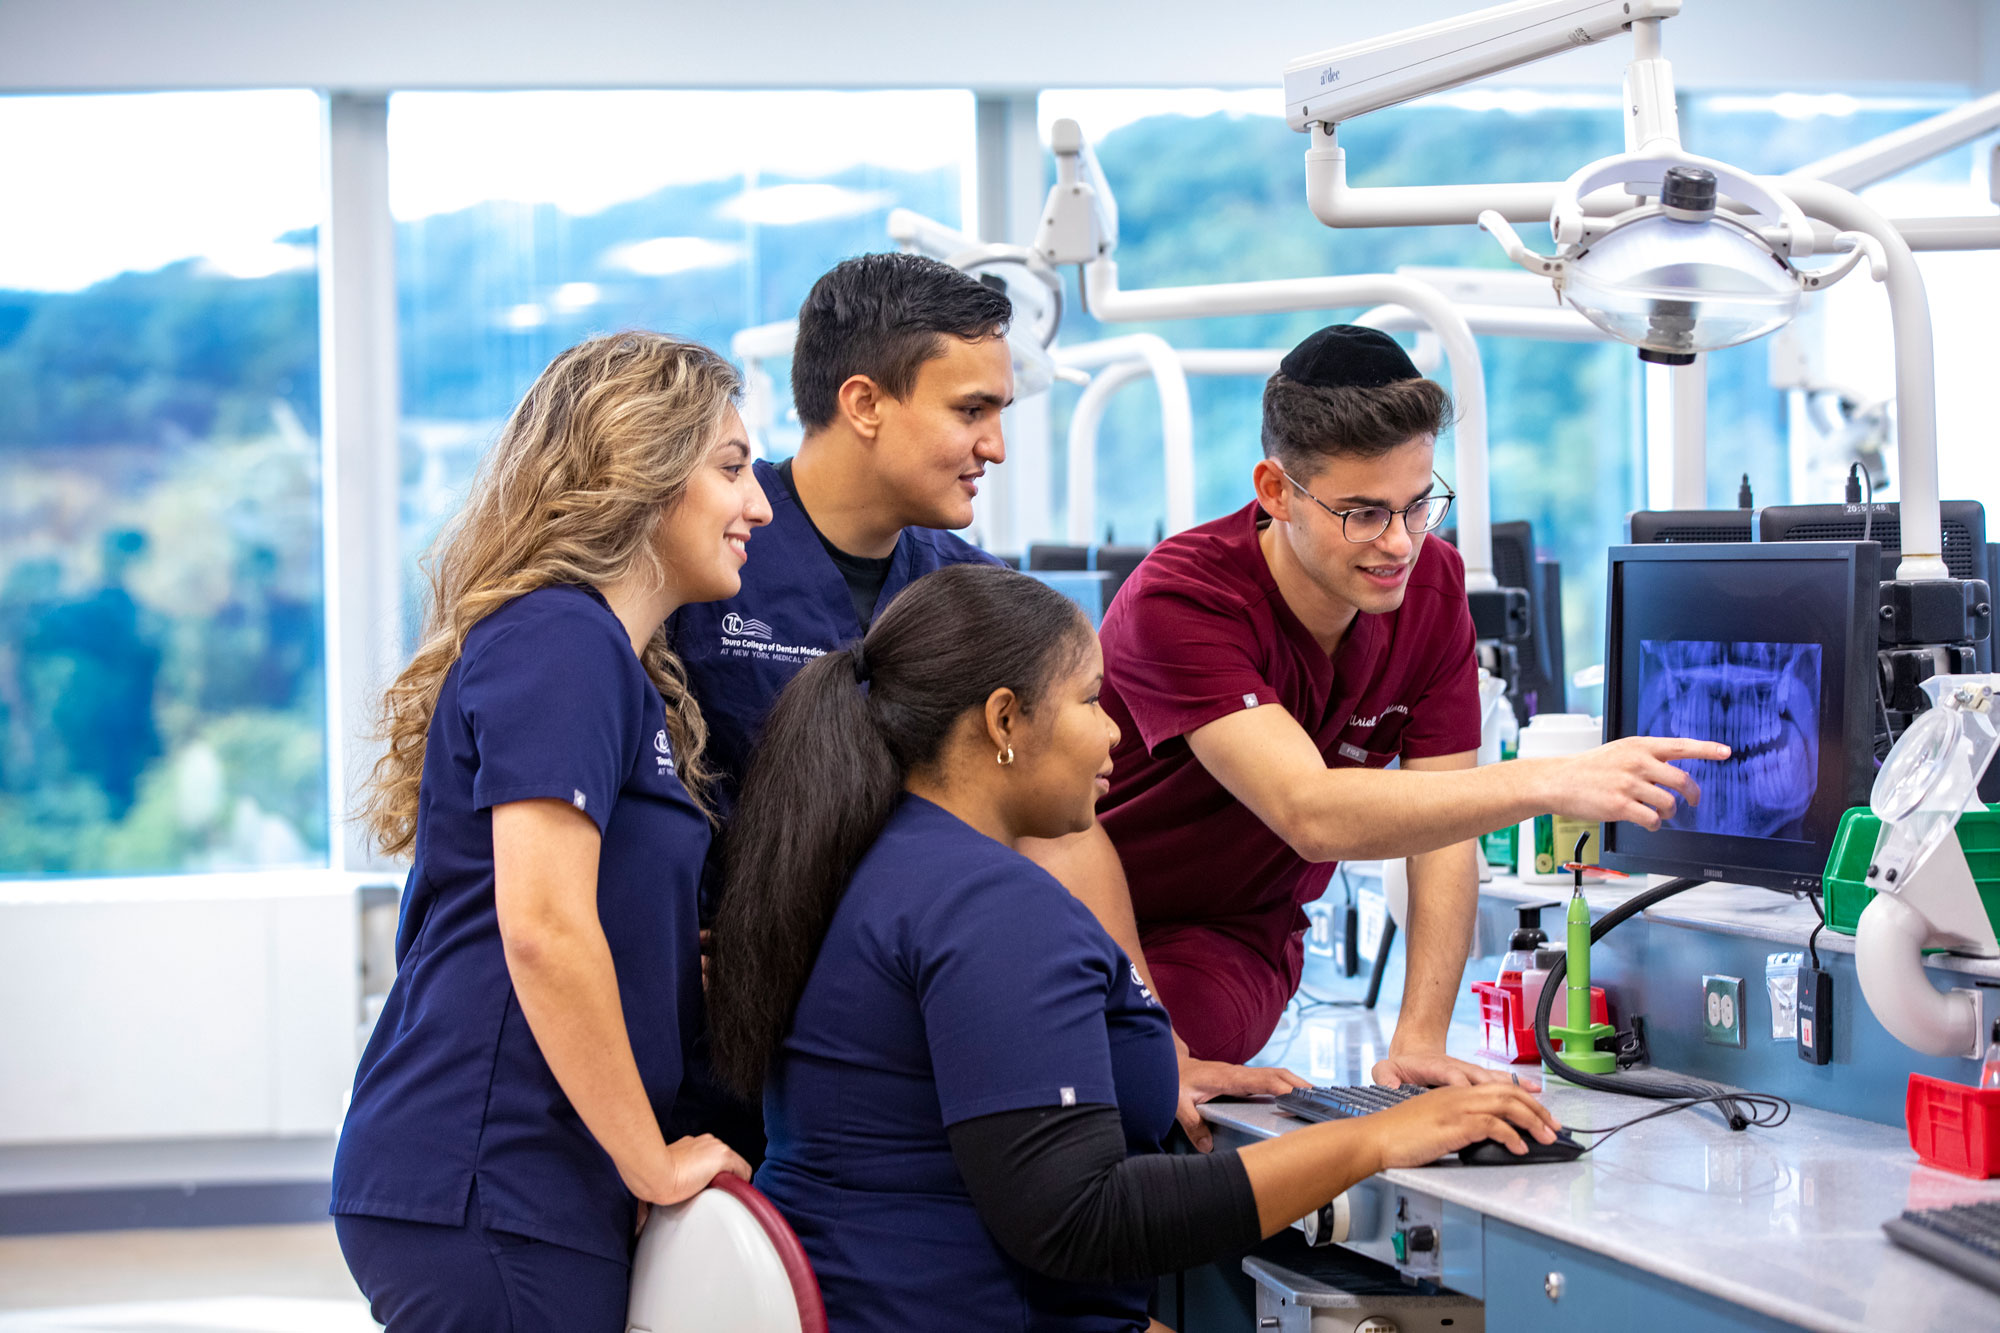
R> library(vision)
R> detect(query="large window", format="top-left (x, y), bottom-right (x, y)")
top-left (0, 92), bottom-right (327, 876)
top-left (1035, 88), bottom-right (1972, 700)
top-left (390, 90), bottom-right (977, 642)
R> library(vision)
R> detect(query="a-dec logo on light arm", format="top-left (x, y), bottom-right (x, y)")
top-left (721, 612), bottom-right (773, 641)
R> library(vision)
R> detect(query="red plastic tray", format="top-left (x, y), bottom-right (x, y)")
top-left (1907, 1073), bottom-right (2000, 1179)
top-left (1472, 981), bottom-right (1540, 1064)
top-left (1471, 981), bottom-right (1608, 1064)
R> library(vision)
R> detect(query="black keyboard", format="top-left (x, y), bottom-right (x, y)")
top-left (1275, 1084), bottom-right (1427, 1123)
top-left (1884, 1201), bottom-right (2000, 1295)
top-left (1272, 1084), bottom-right (1588, 1165)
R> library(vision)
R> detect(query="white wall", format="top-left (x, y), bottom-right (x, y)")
top-left (0, 876), bottom-right (356, 1160)
top-left (0, 0), bottom-right (1990, 95)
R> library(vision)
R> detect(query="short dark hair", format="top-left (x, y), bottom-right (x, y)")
top-left (1260, 373), bottom-right (1454, 472)
top-left (791, 253), bottom-right (1013, 430)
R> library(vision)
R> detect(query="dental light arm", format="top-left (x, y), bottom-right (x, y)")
top-left (729, 320), bottom-right (801, 458)
top-left (1282, 0), bottom-right (1682, 132)
top-left (1034, 122), bottom-right (1499, 582)
top-left (887, 206), bottom-right (1065, 391)
top-left (1288, 0), bottom-right (1958, 581)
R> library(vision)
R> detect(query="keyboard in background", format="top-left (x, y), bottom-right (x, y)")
top-left (1273, 1085), bottom-right (1586, 1165)
top-left (1276, 1085), bottom-right (1427, 1122)
top-left (1884, 1201), bottom-right (2000, 1295)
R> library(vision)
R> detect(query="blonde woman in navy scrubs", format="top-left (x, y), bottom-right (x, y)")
top-left (332, 333), bottom-right (766, 1331)
top-left (708, 565), bottom-right (1562, 1332)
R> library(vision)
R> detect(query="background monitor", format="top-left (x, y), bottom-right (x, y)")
top-left (1024, 542), bottom-right (1150, 611)
top-left (1757, 499), bottom-right (1992, 673)
top-left (1627, 508), bottom-right (1756, 544)
top-left (1443, 519), bottom-right (1567, 722)
top-left (1598, 542), bottom-right (1879, 893)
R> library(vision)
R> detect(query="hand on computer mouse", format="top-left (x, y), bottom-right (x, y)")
top-left (1364, 1084), bottom-right (1561, 1171)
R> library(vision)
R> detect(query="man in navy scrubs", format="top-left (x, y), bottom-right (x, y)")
top-left (671, 253), bottom-right (1012, 810)
top-left (670, 255), bottom-right (1012, 1158)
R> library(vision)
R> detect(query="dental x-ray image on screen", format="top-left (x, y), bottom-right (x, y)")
top-left (1637, 640), bottom-right (1822, 840)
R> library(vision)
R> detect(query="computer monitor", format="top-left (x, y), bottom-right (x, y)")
top-left (1756, 500), bottom-right (1988, 581)
top-left (1020, 568), bottom-right (1108, 628)
top-left (1497, 522), bottom-right (1568, 721)
top-left (1024, 542), bottom-right (1151, 610)
top-left (1627, 509), bottom-right (1755, 545)
top-left (1598, 542), bottom-right (1879, 893)
top-left (1442, 520), bottom-right (1567, 721)
top-left (1757, 500), bottom-right (1992, 671)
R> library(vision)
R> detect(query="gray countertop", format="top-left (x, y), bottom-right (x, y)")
top-left (1476, 870), bottom-right (2000, 977)
top-left (1210, 1001), bottom-right (2000, 1333)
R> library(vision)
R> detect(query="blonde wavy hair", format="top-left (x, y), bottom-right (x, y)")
top-left (362, 332), bottom-right (741, 858)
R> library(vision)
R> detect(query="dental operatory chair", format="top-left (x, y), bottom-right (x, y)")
top-left (625, 1172), bottom-right (827, 1333)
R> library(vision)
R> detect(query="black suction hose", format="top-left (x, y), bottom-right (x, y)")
top-left (1530, 874), bottom-right (1758, 1129)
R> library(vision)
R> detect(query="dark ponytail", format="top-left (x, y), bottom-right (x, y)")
top-left (708, 564), bottom-right (1092, 1098)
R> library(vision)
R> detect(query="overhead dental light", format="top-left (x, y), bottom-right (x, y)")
top-left (1480, 155), bottom-right (1880, 365)
top-left (1287, 0), bottom-right (1884, 364)
top-left (1554, 167), bottom-right (1798, 363)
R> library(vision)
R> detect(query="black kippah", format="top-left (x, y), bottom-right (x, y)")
top-left (1278, 324), bottom-right (1420, 391)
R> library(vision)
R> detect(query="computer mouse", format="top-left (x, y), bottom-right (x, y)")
top-left (1456, 1128), bottom-right (1587, 1166)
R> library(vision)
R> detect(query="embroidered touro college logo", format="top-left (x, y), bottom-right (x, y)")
top-left (654, 728), bottom-right (675, 775)
top-left (717, 609), bottom-right (826, 666)
top-left (721, 612), bottom-right (773, 641)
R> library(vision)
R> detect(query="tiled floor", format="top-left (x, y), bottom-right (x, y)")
top-left (0, 1224), bottom-right (373, 1333)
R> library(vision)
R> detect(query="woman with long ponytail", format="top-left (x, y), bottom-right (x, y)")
top-left (331, 333), bottom-right (765, 1332)
top-left (709, 563), bottom-right (1560, 1332)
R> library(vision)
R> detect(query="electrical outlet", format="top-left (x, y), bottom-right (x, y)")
top-left (1703, 975), bottom-right (1745, 1047)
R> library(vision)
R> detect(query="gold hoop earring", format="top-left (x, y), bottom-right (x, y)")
top-left (996, 745), bottom-right (1015, 767)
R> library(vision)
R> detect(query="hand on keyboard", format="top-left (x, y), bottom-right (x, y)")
top-left (1276, 1084), bottom-right (1564, 1168)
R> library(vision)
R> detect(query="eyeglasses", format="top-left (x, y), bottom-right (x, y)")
top-left (1277, 467), bottom-right (1456, 543)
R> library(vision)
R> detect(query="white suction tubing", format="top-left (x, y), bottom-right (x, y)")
top-left (1779, 176), bottom-right (1945, 581)
top-left (1855, 892), bottom-right (1982, 1058)
top-left (1055, 335), bottom-right (1195, 544)
top-left (1079, 261), bottom-right (1496, 591)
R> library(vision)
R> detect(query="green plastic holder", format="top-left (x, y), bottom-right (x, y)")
top-left (1822, 803), bottom-right (2000, 936)
top-left (1547, 1018), bottom-right (1617, 1074)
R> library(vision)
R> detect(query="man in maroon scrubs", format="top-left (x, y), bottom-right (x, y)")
top-left (1030, 326), bottom-right (1726, 1145)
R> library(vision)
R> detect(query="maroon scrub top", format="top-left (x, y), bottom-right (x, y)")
top-left (1097, 500), bottom-right (1480, 1057)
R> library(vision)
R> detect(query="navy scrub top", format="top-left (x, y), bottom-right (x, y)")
top-left (756, 796), bottom-right (1179, 1333)
top-left (331, 584), bottom-right (708, 1266)
top-left (670, 458), bottom-right (1000, 808)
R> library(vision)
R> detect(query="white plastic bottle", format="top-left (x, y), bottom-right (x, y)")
top-left (1515, 713), bottom-right (1604, 884)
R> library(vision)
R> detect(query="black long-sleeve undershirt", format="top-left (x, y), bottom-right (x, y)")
top-left (945, 1103), bottom-right (1263, 1284)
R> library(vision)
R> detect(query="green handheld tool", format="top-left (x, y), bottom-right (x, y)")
top-left (1546, 831), bottom-right (1617, 1075)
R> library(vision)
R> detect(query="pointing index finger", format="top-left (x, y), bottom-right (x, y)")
top-left (1648, 737), bottom-right (1730, 763)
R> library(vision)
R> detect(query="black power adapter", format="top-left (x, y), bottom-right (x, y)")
top-left (1798, 963), bottom-right (1834, 1065)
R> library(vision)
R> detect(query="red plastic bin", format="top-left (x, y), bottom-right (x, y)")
top-left (1471, 981), bottom-right (1608, 1065)
top-left (1907, 1074), bottom-right (2000, 1179)
top-left (1472, 981), bottom-right (1540, 1064)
